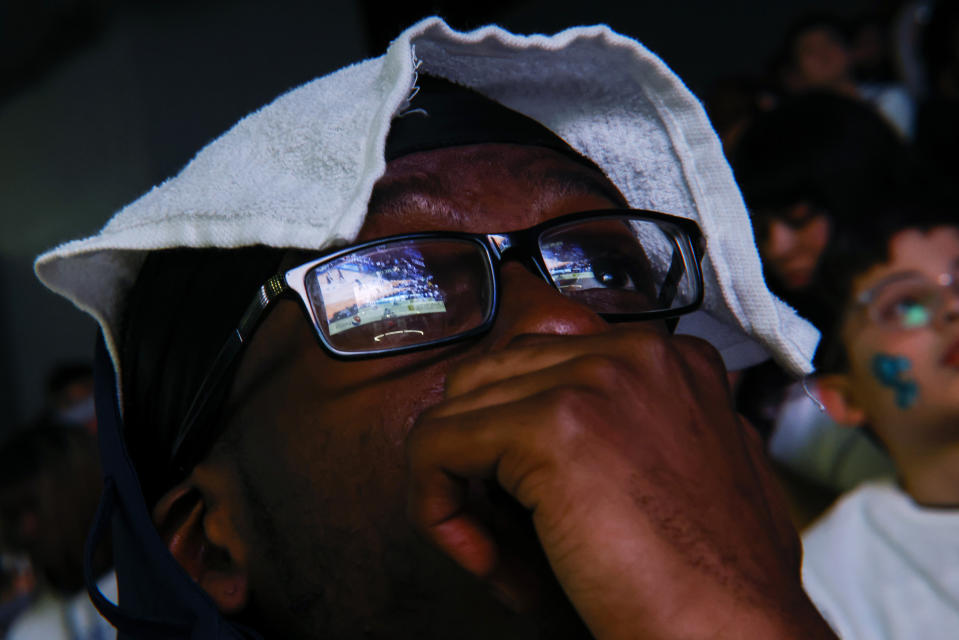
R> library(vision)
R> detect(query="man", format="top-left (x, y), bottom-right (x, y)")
top-left (36, 18), bottom-right (831, 639)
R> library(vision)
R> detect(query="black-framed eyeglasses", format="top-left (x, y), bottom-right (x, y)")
top-left (168, 209), bottom-right (706, 477)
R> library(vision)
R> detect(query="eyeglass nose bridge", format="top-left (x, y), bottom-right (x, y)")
top-left (485, 232), bottom-right (553, 282)
top-left (487, 233), bottom-right (510, 253)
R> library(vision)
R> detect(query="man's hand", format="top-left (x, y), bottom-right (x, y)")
top-left (406, 328), bottom-right (834, 639)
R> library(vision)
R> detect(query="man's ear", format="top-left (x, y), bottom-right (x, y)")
top-left (152, 472), bottom-right (250, 615)
top-left (815, 374), bottom-right (868, 428)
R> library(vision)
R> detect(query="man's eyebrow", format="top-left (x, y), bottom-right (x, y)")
top-left (368, 162), bottom-right (627, 221)
top-left (367, 173), bottom-right (452, 221)
top-left (521, 163), bottom-right (628, 208)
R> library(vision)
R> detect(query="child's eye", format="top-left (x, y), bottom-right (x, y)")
top-left (892, 297), bottom-right (933, 329)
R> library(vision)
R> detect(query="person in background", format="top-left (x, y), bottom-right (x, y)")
top-left (0, 424), bottom-right (115, 640)
top-left (731, 92), bottom-right (913, 330)
top-left (804, 197), bottom-right (959, 640)
top-left (703, 75), bottom-right (778, 152)
top-left (729, 92), bottom-right (914, 525)
top-left (0, 553), bottom-right (35, 636)
top-left (779, 12), bottom-right (915, 139)
top-left (916, 1), bottom-right (959, 201)
top-left (43, 363), bottom-right (97, 434)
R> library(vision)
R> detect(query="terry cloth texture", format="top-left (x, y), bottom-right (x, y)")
top-left (384, 74), bottom-right (597, 168)
top-left (35, 17), bottom-right (819, 392)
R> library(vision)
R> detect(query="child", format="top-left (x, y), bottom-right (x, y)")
top-left (802, 200), bottom-right (959, 639)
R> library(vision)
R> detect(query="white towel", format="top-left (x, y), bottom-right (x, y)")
top-left (34, 17), bottom-right (818, 387)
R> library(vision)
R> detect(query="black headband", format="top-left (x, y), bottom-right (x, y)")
top-left (385, 74), bottom-right (598, 171)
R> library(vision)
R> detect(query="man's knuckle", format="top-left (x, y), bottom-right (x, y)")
top-left (675, 335), bottom-right (726, 373)
top-left (538, 386), bottom-right (600, 441)
top-left (569, 354), bottom-right (629, 387)
top-left (620, 328), bottom-right (675, 362)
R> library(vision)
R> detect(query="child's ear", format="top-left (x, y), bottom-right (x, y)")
top-left (816, 374), bottom-right (868, 427)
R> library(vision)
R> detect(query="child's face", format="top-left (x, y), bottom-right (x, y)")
top-left (841, 226), bottom-right (959, 450)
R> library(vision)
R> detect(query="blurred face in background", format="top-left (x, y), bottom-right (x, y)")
top-left (0, 429), bottom-right (103, 595)
top-left (754, 201), bottom-right (831, 291)
top-left (789, 26), bottom-right (851, 90)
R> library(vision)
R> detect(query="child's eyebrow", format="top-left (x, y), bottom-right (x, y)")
top-left (856, 270), bottom-right (926, 303)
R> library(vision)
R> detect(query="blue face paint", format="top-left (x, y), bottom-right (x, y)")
top-left (871, 353), bottom-right (918, 409)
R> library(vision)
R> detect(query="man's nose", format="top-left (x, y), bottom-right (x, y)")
top-left (481, 261), bottom-right (610, 351)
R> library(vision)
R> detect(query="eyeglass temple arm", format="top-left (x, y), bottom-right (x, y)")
top-left (169, 275), bottom-right (289, 467)
top-left (657, 248), bottom-right (686, 307)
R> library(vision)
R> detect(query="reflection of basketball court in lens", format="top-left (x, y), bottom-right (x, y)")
top-left (309, 240), bottom-right (452, 338)
top-left (374, 329), bottom-right (426, 342)
top-left (328, 298), bottom-right (447, 336)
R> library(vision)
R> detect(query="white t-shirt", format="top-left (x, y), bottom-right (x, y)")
top-left (802, 481), bottom-right (959, 639)
top-left (6, 572), bottom-right (116, 640)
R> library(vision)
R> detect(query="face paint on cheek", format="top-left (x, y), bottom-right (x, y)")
top-left (871, 353), bottom-right (919, 410)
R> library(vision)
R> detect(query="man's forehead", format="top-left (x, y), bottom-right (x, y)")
top-left (360, 144), bottom-right (625, 239)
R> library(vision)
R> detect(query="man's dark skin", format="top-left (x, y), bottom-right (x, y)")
top-left (150, 144), bottom-right (835, 639)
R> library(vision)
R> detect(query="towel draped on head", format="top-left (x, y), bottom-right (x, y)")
top-left (31, 18), bottom-right (822, 640)
top-left (35, 17), bottom-right (820, 463)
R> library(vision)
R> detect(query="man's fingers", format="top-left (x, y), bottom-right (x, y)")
top-left (408, 398), bottom-right (559, 512)
top-left (406, 407), bottom-right (518, 579)
top-left (407, 390), bottom-right (584, 578)
top-left (429, 354), bottom-right (632, 418)
top-left (445, 328), bottom-right (728, 400)
top-left (445, 335), bottom-right (594, 398)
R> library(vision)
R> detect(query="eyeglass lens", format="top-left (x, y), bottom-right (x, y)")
top-left (301, 216), bottom-right (697, 353)
top-left (304, 238), bottom-right (493, 353)
top-left (539, 218), bottom-right (697, 314)
top-left (869, 273), bottom-right (958, 330)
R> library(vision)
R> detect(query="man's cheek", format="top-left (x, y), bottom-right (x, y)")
top-left (391, 368), bottom-right (452, 446)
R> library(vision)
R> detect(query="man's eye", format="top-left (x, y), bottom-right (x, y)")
top-left (588, 256), bottom-right (636, 289)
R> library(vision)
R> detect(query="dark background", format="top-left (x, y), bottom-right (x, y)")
top-left (0, 0), bottom-right (880, 433)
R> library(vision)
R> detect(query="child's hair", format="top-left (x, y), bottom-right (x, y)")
top-left (814, 194), bottom-right (957, 374)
